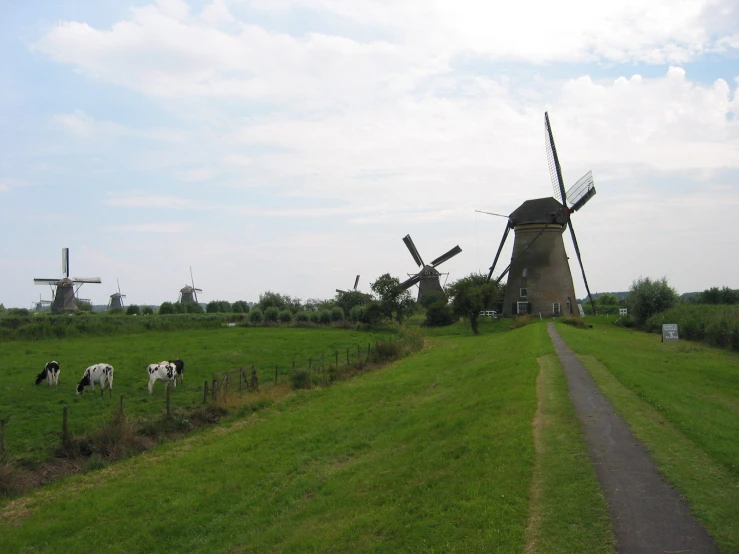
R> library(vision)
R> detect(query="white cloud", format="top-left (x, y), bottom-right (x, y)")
top-left (0, 178), bottom-right (31, 193)
top-left (106, 222), bottom-right (192, 233)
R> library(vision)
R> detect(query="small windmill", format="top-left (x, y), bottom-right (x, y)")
top-left (397, 234), bottom-right (462, 302)
top-left (108, 279), bottom-right (126, 310)
top-left (33, 248), bottom-right (101, 313)
top-left (336, 275), bottom-right (361, 294)
top-left (33, 293), bottom-right (52, 312)
top-left (484, 112), bottom-right (596, 317)
top-left (178, 266), bottom-right (202, 304)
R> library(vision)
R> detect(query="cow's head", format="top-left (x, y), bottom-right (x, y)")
top-left (76, 374), bottom-right (90, 395)
top-left (35, 370), bottom-right (47, 385)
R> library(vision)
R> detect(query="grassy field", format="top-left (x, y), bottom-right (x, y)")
top-left (556, 319), bottom-right (739, 553)
top-left (0, 322), bottom-right (614, 553)
top-left (0, 327), bottom-right (390, 462)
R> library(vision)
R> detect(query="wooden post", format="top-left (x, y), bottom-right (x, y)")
top-left (274, 365), bottom-right (278, 385)
top-left (166, 385), bottom-right (171, 418)
top-left (357, 344), bottom-right (361, 361)
top-left (367, 342), bottom-right (371, 359)
top-left (62, 406), bottom-right (69, 444)
top-left (346, 348), bottom-right (349, 365)
top-left (203, 380), bottom-right (208, 404)
top-left (0, 419), bottom-right (6, 457)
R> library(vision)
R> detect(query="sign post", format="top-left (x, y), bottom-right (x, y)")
top-left (661, 324), bottom-right (679, 342)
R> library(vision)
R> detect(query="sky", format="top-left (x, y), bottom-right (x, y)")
top-left (1, 0), bottom-right (738, 308)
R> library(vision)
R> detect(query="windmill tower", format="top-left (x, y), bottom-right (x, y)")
top-left (108, 279), bottom-right (126, 310)
top-left (336, 275), bottom-right (361, 294)
top-left (33, 248), bottom-right (102, 313)
top-left (485, 112), bottom-right (596, 317)
top-left (397, 234), bottom-right (462, 303)
top-left (178, 267), bottom-right (202, 304)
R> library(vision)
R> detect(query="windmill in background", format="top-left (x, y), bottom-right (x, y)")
top-left (336, 275), bottom-right (360, 294)
top-left (178, 267), bottom-right (202, 304)
top-left (33, 248), bottom-right (101, 313)
top-left (484, 112), bottom-right (597, 317)
top-left (397, 234), bottom-right (462, 303)
top-left (108, 279), bottom-right (126, 310)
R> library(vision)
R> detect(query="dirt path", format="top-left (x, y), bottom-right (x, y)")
top-left (548, 323), bottom-right (720, 554)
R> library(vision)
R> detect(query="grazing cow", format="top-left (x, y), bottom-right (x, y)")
top-left (147, 362), bottom-right (178, 394)
top-left (76, 363), bottom-right (114, 396)
top-left (169, 358), bottom-right (185, 383)
top-left (35, 361), bottom-right (61, 387)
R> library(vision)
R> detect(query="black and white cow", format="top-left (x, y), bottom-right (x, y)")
top-left (76, 363), bottom-right (114, 396)
top-left (35, 361), bottom-right (61, 387)
top-left (147, 362), bottom-right (178, 394)
top-left (169, 358), bottom-right (185, 383)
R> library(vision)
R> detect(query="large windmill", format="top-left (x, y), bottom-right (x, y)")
top-left (108, 279), bottom-right (126, 310)
top-left (485, 112), bottom-right (596, 317)
top-left (336, 275), bottom-right (360, 294)
top-left (33, 248), bottom-right (102, 313)
top-left (397, 234), bottom-right (462, 303)
top-left (178, 267), bottom-right (202, 304)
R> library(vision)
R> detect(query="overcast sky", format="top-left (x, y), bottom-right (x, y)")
top-left (1, 0), bottom-right (738, 308)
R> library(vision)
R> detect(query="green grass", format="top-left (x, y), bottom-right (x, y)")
top-left (555, 320), bottom-right (739, 553)
top-left (0, 324), bottom-right (544, 552)
top-left (525, 355), bottom-right (614, 554)
top-left (0, 327), bottom-right (389, 462)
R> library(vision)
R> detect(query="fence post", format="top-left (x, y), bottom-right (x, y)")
top-left (62, 406), bottom-right (69, 445)
top-left (0, 419), bottom-right (6, 457)
top-left (203, 380), bottom-right (208, 404)
top-left (211, 378), bottom-right (217, 402)
top-left (346, 348), bottom-right (349, 365)
top-left (367, 342), bottom-right (371, 359)
top-left (275, 365), bottom-right (278, 385)
top-left (166, 385), bottom-right (171, 418)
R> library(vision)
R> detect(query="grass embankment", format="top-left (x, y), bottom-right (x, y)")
top-left (556, 321), bottom-right (739, 553)
top-left (0, 327), bottom-right (389, 462)
top-left (0, 323), bottom-right (612, 553)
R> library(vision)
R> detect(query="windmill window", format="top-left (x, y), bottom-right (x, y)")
top-left (522, 268), bottom-right (528, 277)
top-left (553, 302), bottom-right (561, 316)
top-left (520, 288), bottom-right (527, 298)
top-left (517, 301), bottom-right (528, 314)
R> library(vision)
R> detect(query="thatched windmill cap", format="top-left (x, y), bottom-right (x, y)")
top-left (510, 197), bottom-right (567, 226)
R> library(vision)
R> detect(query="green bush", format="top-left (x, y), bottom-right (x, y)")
top-left (185, 303), bottom-right (203, 314)
top-left (613, 315), bottom-right (636, 328)
top-left (278, 309), bottom-right (293, 323)
top-left (330, 307), bottom-right (344, 322)
top-left (560, 316), bottom-right (591, 329)
top-left (295, 311), bottom-right (310, 323)
top-left (249, 308), bottom-right (264, 323)
top-left (629, 276), bottom-right (678, 325)
top-left (309, 311), bottom-right (321, 324)
top-left (126, 305), bottom-right (140, 316)
top-left (291, 369), bottom-right (311, 389)
top-left (424, 302), bottom-right (456, 327)
top-left (108, 307), bottom-right (124, 315)
top-left (264, 307), bottom-right (279, 322)
top-left (142, 306), bottom-right (154, 315)
top-left (159, 302), bottom-right (175, 315)
top-left (318, 310), bottom-right (331, 325)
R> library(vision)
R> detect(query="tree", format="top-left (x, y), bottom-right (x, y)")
top-left (334, 290), bottom-right (373, 316)
top-left (126, 304), bottom-right (140, 315)
top-left (446, 273), bottom-right (503, 335)
top-left (249, 308), bottom-right (263, 323)
top-left (264, 306), bottom-right (279, 322)
top-left (597, 293), bottom-right (619, 307)
top-left (330, 306), bottom-right (344, 322)
top-left (628, 277), bottom-right (678, 324)
top-left (185, 302), bottom-right (204, 314)
top-left (257, 291), bottom-right (286, 312)
top-left (232, 300), bottom-right (249, 314)
top-left (424, 295), bottom-right (456, 327)
top-left (278, 309), bottom-right (293, 323)
top-left (77, 300), bottom-right (93, 312)
top-left (159, 302), bottom-right (175, 315)
top-left (142, 305), bottom-right (154, 315)
top-left (370, 273), bottom-right (415, 325)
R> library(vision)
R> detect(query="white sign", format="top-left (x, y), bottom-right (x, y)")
top-left (662, 324), bottom-right (679, 342)
top-left (619, 308), bottom-right (628, 316)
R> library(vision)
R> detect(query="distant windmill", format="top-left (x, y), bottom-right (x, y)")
top-left (33, 248), bottom-right (102, 313)
top-left (108, 279), bottom-right (126, 310)
top-left (336, 275), bottom-right (361, 294)
top-left (397, 234), bottom-right (462, 303)
top-left (484, 112), bottom-right (596, 317)
top-left (33, 293), bottom-right (52, 312)
top-left (178, 267), bottom-right (202, 304)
